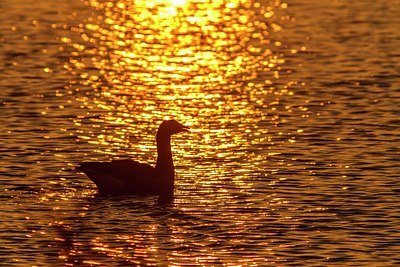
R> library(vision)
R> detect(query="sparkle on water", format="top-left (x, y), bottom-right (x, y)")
top-left (1, 0), bottom-right (399, 265)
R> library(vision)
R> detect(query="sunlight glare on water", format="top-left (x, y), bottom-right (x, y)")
top-left (63, 0), bottom-right (293, 172)
top-left (1, 0), bottom-right (399, 265)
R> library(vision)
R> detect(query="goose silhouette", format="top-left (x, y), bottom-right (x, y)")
top-left (77, 120), bottom-right (189, 198)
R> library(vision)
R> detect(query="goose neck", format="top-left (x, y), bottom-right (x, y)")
top-left (155, 132), bottom-right (175, 197)
top-left (155, 133), bottom-right (173, 172)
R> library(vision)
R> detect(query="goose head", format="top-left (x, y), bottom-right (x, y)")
top-left (158, 120), bottom-right (190, 136)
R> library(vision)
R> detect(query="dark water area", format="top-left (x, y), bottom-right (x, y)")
top-left (1, 0), bottom-right (399, 265)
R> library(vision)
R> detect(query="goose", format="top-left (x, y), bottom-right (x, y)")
top-left (77, 120), bottom-right (189, 199)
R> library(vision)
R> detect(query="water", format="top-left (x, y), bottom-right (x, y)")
top-left (1, 0), bottom-right (399, 265)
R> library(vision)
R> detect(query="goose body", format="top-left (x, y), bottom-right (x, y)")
top-left (77, 120), bottom-right (189, 198)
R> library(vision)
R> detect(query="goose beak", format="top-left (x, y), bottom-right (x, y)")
top-left (181, 125), bottom-right (190, 132)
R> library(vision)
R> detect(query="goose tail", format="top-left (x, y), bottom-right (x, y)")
top-left (76, 162), bottom-right (127, 195)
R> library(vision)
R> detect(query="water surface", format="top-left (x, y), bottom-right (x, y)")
top-left (1, 0), bottom-right (399, 265)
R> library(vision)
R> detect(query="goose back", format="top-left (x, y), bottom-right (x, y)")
top-left (78, 160), bottom-right (156, 195)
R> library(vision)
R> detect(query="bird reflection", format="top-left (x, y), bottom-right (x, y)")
top-left (77, 120), bottom-right (189, 200)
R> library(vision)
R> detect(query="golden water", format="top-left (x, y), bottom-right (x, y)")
top-left (1, 0), bottom-right (399, 265)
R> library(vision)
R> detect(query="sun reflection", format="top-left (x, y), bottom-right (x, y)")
top-left (96, 1), bottom-right (261, 87)
top-left (66, 0), bottom-right (285, 93)
top-left (61, 0), bottom-right (299, 191)
top-left (62, 0), bottom-right (291, 159)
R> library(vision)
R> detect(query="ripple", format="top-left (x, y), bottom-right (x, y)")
top-left (1, 0), bottom-right (400, 265)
